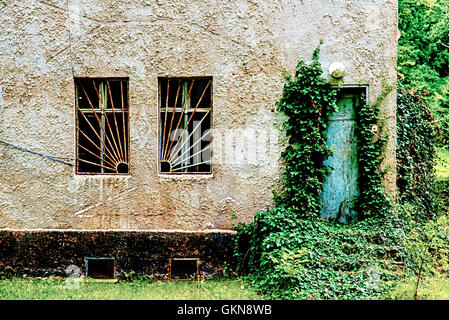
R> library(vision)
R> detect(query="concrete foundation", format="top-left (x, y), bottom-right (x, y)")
top-left (0, 230), bottom-right (235, 277)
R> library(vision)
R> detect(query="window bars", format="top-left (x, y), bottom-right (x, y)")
top-left (159, 77), bottom-right (212, 174)
top-left (75, 78), bottom-right (129, 174)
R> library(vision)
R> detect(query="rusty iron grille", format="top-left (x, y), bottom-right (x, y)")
top-left (159, 77), bottom-right (212, 174)
top-left (75, 78), bottom-right (129, 174)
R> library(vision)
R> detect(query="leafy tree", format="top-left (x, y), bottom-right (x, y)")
top-left (398, 0), bottom-right (449, 141)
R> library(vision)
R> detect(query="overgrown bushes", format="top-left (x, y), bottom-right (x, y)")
top-left (396, 86), bottom-right (440, 220)
top-left (236, 207), bottom-right (407, 299)
top-left (391, 0), bottom-right (449, 300)
top-left (395, 84), bottom-right (449, 299)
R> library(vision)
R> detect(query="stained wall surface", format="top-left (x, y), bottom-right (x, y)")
top-left (0, 0), bottom-right (398, 231)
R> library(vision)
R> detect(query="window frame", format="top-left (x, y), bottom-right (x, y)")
top-left (74, 77), bottom-right (130, 176)
top-left (157, 76), bottom-right (213, 175)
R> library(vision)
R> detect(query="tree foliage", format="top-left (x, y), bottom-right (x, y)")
top-left (396, 0), bottom-right (446, 219)
top-left (398, 0), bottom-right (449, 142)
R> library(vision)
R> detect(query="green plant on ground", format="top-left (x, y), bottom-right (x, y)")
top-left (384, 207), bottom-right (449, 300)
top-left (384, 273), bottom-right (449, 300)
top-left (391, 0), bottom-right (449, 301)
top-left (434, 175), bottom-right (449, 219)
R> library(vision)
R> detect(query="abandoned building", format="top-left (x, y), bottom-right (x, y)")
top-left (0, 0), bottom-right (398, 278)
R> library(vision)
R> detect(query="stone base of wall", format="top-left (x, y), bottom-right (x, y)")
top-left (0, 230), bottom-right (236, 278)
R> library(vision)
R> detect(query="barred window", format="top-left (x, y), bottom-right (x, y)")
top-left (159, 77), bottom-right (212, 174)
top-left (75, 78), bottom-right (129, 174)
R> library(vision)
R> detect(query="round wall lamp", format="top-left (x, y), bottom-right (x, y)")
top-left (329, 61), bottom-right (346, 79)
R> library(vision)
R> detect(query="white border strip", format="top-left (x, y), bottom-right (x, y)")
top-left (0, 228), bottom-right (237, 234)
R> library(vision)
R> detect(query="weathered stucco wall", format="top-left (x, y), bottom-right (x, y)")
top-left (0, 0), bottom-right (398, 231)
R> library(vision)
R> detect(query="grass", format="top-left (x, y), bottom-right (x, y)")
top-left (0, 277), bottom-right (264, 300)
top-left (435, 146), bottom-right (449, 179)
top-left (384, 274), bottom-right (449, 300)
top-left (384, 149), bottom-right (449, 301)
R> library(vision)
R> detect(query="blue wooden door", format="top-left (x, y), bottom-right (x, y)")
top-left (320, 91), bottom-right (360, 224)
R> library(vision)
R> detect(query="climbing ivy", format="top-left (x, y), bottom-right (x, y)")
top-left (396, 85), bottom-right (440, 220)
top-left (356, 83), bottom-right (393, 219)
top-left (234, 43), bottom-right (403, 299)
top-left (274, 42), bottom-right (338, 219)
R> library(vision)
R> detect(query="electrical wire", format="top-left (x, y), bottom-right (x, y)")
top-left (0, 139), bottom-right (74, 167)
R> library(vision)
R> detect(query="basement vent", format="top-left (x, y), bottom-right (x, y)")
top-left (169, 258), bottom-right (200, 281)
top-left (86, 257), bottom-right (115, 279)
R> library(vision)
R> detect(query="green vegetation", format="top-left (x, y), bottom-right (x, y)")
top-left (398, 0), bottom-right (449, 142)
top-left (234, 44), bottom-right (404, 300)
top-left (234, 0), bottom-right (449, 298)
top-left (0, 277), bottom-right (263, 300)
top-left (435, 147), bottom-right (449, 180)
top-left (385, 275), bottom-right (449, 300)
top-left (382, 208), bottom-right (449, 300)
top-left (390, 0), bottom-right (449, 301)
top-left (396, 86), bottom-right (439, 219)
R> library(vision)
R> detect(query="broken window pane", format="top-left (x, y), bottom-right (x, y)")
top-left (159, 77), bottom-right (212, 174)
top-left (75, 78), bottom-right (129, 174)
